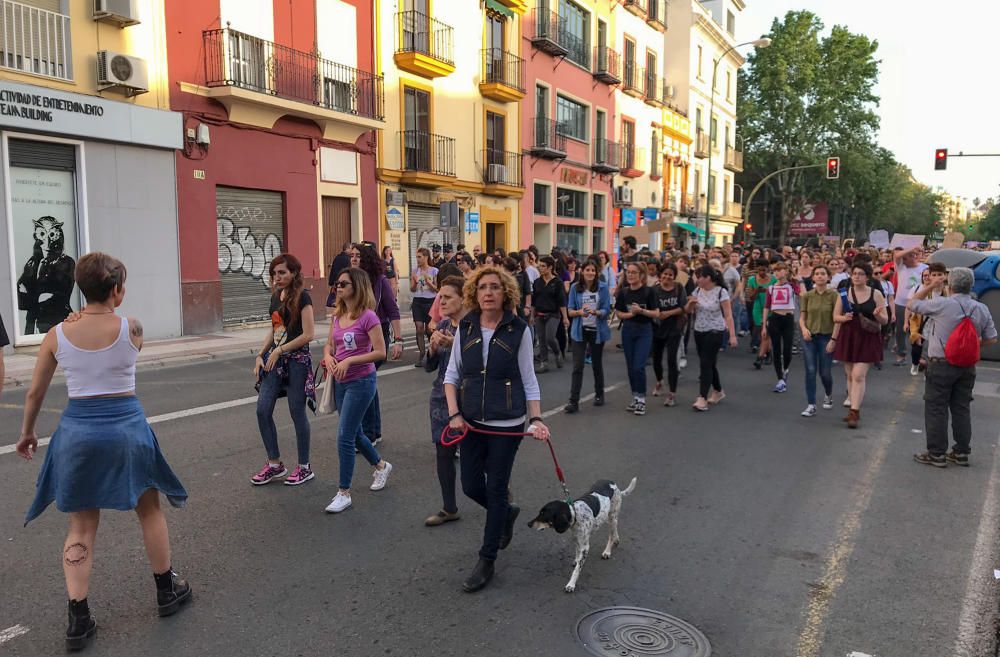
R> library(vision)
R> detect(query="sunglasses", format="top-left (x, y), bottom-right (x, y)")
top-left (335, 281), bottom-right (352, 288)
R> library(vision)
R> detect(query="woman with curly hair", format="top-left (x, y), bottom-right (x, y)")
top-left (444, 266), bottom-right (549, 593)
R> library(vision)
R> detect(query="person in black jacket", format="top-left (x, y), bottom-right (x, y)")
top-left (531, 256), bottom-right (569, 372)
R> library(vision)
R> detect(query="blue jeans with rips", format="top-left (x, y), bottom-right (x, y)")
top-left (334, 372), bottom-right (382, 490)
top-left (802, 334), bottom-right (834, 405)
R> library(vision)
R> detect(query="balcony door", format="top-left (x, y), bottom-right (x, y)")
top-left (486, 111), bottom-right (506, 172)
top-left (486, 11), bottom-right (506, 82)
top-left (595, 110), bottom-right (607, 163)
top-left (645, 51), bottom-right (657, 96)
top-left (535, 84), bottom-right (550, 146)
top-left (402, 0), bottom-right (430, 54)
top-left (403, 86), bottom-right (431, 171)
top-left (228, 31), bottom-right (265, 90)
top-left (622, 120), bottom-right (635, 170)
top-left (623, 38), bottom-right (636, 87)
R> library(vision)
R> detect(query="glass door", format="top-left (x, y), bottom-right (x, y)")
top-left (404, 87), bottom-right (430, 170)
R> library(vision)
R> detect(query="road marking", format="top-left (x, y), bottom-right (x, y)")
top-left (540, 383), bottom-right (623, 419)
top-left (952, 427), bottom-right (1000, 657)
top-left (794, 379), bottom-right (918, 657)
top-left (0, 624), bottom-right (29, 644)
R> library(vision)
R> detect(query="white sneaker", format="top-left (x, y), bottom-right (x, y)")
top-left (325, 492), bottom-right (352, 513)
top-left (371, 461), bottom-right (393, 491)
top-left (842, 397), bottom-right (851, 408)
top-left (679, 357), bottom-right (688, 369)
top-left (822, 395), bottom-right (834, 410)
top-left (910, 364), bottom-right (919, 376)
top-left (801, 404), bottom-right (817, 417)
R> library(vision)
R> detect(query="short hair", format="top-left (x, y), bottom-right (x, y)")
top-left (851, 262), bottom-right (873, 278)
top-left (76, 252), bottom-right (127, 303)
top-left (755, 258), bottom-right (770, 269)
top-left (659, 262), bottom-right (678, 276)
top-left (623, 236), bottom-right (637, 249)
top-left (949, 267), bottom-right (974, 294)
top-left (463, 266), bottom-right (521, 311)
top-left (438, 275), bottom-right (466, 296)
top-left (812, 264), bottom-right (831, 278)
top-left (928, 262), bottom-right (948, 274)
top-left (772, 261), bottom-right (788, 271)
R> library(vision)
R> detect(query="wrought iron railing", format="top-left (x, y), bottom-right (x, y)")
top-left (623, 62), bottom-right (643, 94)
top-left (725, 145), bottom-right (744, 171)
top-left (532, 117), bottom-right (567, 154)
top-left (203, 27), bottom-right (384, 120)
top-left (624, 0), bottom-right (647, 14)
top-left (647, 0), bottom-right (667, 28)
top-left (400, 130), bottom-right (456, 177)
top-left (481, 48), bottom-right (524, 92)
top-left (644, 71), bottom-right (662, 104)
top-left (695, 130), bottom-right (710, 157)
top-left (0, 0), bottom-right (71, 80)
top-left (482, 149), bottom-right (523, 187)
top-left (530, 7), bottom-right (565, 44)
top-left (559, 26), bottom-right (589, 67)
top-left (594, 138), bottom-right (622, 170)
top-left (622, 144), bottom-right (637, 171)
top-left (395, 10), bottom-right (454, 66)
top-left (593, 46), bottom-right (620, 81)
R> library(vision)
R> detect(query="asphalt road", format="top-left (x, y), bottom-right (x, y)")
top-left (2, 340), bottom-right (1000, 657)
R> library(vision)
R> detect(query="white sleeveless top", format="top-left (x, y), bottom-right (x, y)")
top-left (55, 317), bottom-right (139, 398)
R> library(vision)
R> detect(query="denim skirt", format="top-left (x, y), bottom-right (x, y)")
top-left (25, 396), bottom-right (188, 525)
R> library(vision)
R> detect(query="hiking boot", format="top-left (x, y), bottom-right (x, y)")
top-left (462, 558), bottom-right (495, 593)
top-left (946, 450), bottom-right (970, 467)
top-left (914, 451), bottom-right (947, 468)
top-left (156, 571), bottom-right (193, 617)
top-left (66, 599), bottom-right (97, 652)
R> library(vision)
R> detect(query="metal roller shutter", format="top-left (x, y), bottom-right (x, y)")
top-left (407, 204), bottom-right (449, 269)
top-left (216, 186), bottom-right (285, 326)
top-left (8, 138), bottom-right (76, 170)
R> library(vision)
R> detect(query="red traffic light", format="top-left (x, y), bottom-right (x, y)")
top-left (744, 223), bottom-right (752, 230)
top-left (826, 157), bottom-right (840, 180)
top-left (935, 148), bottom-right (948, 170)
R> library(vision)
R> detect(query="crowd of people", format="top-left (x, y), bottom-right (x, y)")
top-left (2, 234), bottom-right (997, 650)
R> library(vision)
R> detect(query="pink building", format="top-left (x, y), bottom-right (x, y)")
top-left (520, 2), bottom-right (621, 257)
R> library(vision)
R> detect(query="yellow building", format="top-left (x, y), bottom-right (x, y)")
top-left (376, 0), bottom-right (524, 290)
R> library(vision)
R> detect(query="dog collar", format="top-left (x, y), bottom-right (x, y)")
top-left (568, 501), bottom-right (576, 525)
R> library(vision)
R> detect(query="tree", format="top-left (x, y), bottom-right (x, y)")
top-left (738, 11), bottom-right (881, 243)
top-left (970, 205), bottom-right (1000, 241)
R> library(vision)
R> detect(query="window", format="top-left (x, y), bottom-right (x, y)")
top-left (696, 45), bottom-right (703, 79)
top-left (536, 84), bottom-right (549, 120)
top-left (708, 172), bottom-right (717, 207)
top-left (726, 10), bottom-right (736, 37)
top-left (559, 0), bottom-right (590, 67)
top-left (650, 131), bottom-right (660, 177)
top-left (403, 86), bottom-right (431, 170)
top-left (534, 183), bottom-right (551, 215)
top-left (622, 119), bottom-right (636, 169)
top-left (724, 125), bottom-right (731, 150)
top-left (556, 188), bottom-right (587, 219)
top-left (645, 51), bottom-right (657, 96)
top-left (710, 115), bottom-right (718, 149)
top-left (712, 59), bottom-right (718, 90)
top-left (556, 95), bottom-right (588, 141)
top-left (726, 70), bottom-right (732, 101)
top-left (556, 225), bottom-right (585, 253)
top-left (486, 11), bottom-right (505, 51)
top-left (695, 107), bottom-right (703, 131)
top-left (593, 194), bottom-right (606, 222)
top-left (486, 111), bottom-right (505, 153)
top-left (592, 227), bottom-right (604, 255)
top-left (624, 37), bottom-right (636, 87)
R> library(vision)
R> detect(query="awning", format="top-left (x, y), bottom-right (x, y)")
top-left (674, 222), bottom-right (705, 238)
top-left (485, 0), bottom-right (515, 18)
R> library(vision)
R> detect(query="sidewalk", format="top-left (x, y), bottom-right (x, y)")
top-left (3, 312), bottom-right (416, 389)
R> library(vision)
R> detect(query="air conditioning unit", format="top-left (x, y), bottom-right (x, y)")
top-left (486, 164), bottom-right (507, 184)
top-left (665, 85), bottom-right (676, 99)
top-left (613, 186), bottom-right (633, 207)
top-left (97, 50), bottom-right (149, 96)
top-left (94, 0), bottom-right (140, 27)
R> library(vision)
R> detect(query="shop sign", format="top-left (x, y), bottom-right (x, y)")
top-left (620, 208), bottom-right (638, 227)
top-left (465, 211), bottom-right (480, 233)
top-left (660, 108), bottom-right (692, 143)
top-left (642, 208), bottom-right (658, 223)
top-left (788, 202), bottom-right (829, 236)
top-left (385, 207), bottom-right (404, 231)
top-left (560, 167), bottom-right (589, 186)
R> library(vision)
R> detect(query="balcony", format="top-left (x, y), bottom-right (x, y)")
top-left (492, 0), bottom-right (527, 13)
top-left (623, 0), bottom-right (646, 18)
top-left (529, 8), bottom-right (568, 57)
top-left (199, 28), bottom-right (383, 142)
top-left (480, 49), bottom-right (524, 103)
top-left (621, 145), bottom-right (643, 178)
top-left (725, 145), bottom-right (744, 172)
top-left (0, 0), bottom-right (71, 81)
top-left (592, 46), bottom-right (621, 85)
top-left (644, 72), bottom-right (664, 108)
top-left (394, 11), bottom-right (455, 78)
top-left (646, 0), bottom-right (667, 31)
top-left (399, 130), bottom-right (456, 187)
top-left (623, 63), bottom-right (644, 98)
top-left (726, 201), bottom-right (743, 221)
top-left (530, 117), bottom-right (566, 159)
top-left (482, 149), bottom-right (524, 197)
top-left (694, 129), bottom-right (710, 158)
top-left (592, 138), bottom-right (622, 174)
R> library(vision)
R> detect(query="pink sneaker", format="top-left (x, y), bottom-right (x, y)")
top-left (284, 465), bottom-right (315, 486)
top-left (250, 462), bottom-right (287, 485)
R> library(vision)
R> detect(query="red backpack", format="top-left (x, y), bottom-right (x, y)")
top-left (945, 301), bottom-right (980, 367)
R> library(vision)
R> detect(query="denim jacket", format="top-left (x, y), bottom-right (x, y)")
top-left (568, 281), bottom-right (612, 343)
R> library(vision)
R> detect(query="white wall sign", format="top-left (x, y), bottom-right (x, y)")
top-left (320, 147), bottom-right (358, 184)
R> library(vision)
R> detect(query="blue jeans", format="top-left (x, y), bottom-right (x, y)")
top-left (802, 334), bottom-right (834, 405)
top-left (733, 298), bottom-right (748, 333)
top-left (256, 357), bottom-right (311, 465)
top-left (621, 322), bottom-right (653, 397)
top-left (362, 322), bottom-right (390, 440)
top-left (334, 373), bottom-right (382, 490)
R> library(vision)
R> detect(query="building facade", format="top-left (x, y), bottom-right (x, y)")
top-left (165, 0), bottom-right (382, 333)
top-left (665, 0), bottom-right (746, 247)
top-left (376, 0), bottom-right (525, 298)
top-left (520, 0), bottom-right (618, 257)
top-left (0, 0), bottom-right (183, 345)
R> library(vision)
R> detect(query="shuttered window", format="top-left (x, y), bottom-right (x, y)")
top-left (8, 138), bottom-right (75, 170)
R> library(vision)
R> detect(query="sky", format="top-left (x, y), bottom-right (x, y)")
top-left (738, 0), bottom-right (1000, 207)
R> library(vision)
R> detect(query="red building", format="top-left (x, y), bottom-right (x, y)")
top-left (165, 0), bottom-right (383, 333)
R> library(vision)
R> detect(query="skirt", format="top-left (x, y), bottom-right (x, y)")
top-left (25, 396), bottom-right (188, 525)
top-left (833, 316), bottom-right (883, 364)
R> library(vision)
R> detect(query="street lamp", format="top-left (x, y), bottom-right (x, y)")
top-left (703, 36), bottom-right (771, 247)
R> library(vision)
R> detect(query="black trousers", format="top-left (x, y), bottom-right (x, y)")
top-left (435, 442), bottom-right (458, 514)
top-left (924, 361), bottom-right (976, 456)
top-left (694, 330), bottom-right (725, 398)
top-left (767, 313), bottom-right (795, 380)
top-left (652, 333), bottom-right (682, 392)
top-left (569, 330), bottom-right (605, 403)
top-left (460, 424), bottom-right (523, 561)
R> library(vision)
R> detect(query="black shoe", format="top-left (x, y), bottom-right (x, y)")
top-left (753, 358), bottom-right (762, 370)
top-left (946, 450), bottom-right (970, 467)
top-left (462, 558), bottom-right (495, 593)
top-left (565, 402), bottom-right (579, 414)
top-left (594, 396), bottom-right (605, 407)
top-left (500, 504), bottom-right (520, 550)
top-left (66, 600), bottom-right (97, 652)
top-left (156, 571), bottom-right (193, 617)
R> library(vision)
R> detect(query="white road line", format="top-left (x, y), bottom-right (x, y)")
top-left (952, 428), bottom-right (1000, 657)
top-left (0, 624), bottom-right (29, 644)
top-left (540, 383), bottom-right (623, 419)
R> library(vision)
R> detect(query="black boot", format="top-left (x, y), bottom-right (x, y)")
top-left (462, 558), bottom-right (495, 593)
top-left (155, 569), bottom-right (193, 617)
top-left (564, 401), bottom-right (579, 414)
top-left (66, 599), bottom-right (97, 652)
top-left (500, 504), bottom-right (520, 550)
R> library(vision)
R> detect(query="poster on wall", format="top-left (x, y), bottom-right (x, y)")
top-left (10, 166), bottom-right (79, 337)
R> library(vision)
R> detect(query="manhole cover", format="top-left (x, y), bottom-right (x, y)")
top-left (575, 606), bottom-right (711, 657)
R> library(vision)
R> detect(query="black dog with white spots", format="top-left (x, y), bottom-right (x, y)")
top-left (527, 477), bottom-right (637, 592)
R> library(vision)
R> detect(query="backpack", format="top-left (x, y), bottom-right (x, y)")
top-left (945, 301), bottom-right (980, 367)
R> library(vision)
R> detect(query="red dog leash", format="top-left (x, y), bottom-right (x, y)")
top-left (441, 424), bottom-right (571, 499)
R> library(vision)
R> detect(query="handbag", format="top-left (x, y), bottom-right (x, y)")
top-left (316, 366), bottom-right (336, 415)
top-left (850, 288), bottom-right (881, 333)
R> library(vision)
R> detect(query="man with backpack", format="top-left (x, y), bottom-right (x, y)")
top-left (908, 267), bottom-right (997, 467)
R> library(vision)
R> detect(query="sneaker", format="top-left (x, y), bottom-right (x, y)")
top-left (284, 465), bottom-right (314, 486)
top-left (584, 354), bottom-right (592, 365)
top-left (707, 391), bottom-right (726, 405)
top-left (792, 346), bottom-right (800, 355)
top-left (679, 357), bottom-right (688, 369)
top-left (822, 395), bottom-right (834, 410)
top-left (874, 362), bottom-right (882, 371)
top-left (910, 364), bottom-right (920, 376)
top-left (371, 436), bottom-right (382, 447)
top-left (250, 462), bottom-right (287, 485)
top-left (653, 382), bottom-right (663, 397)
top-left (425, 510), bottom-right (461, 526)
top-left (555, 354), bottom-right (564, 368)
top-left (753, 358), bottom-right (762, 370)
top-left (564, 402), bottom-right (579, 414)
top-left (325, 491), bottom-right (352, 513)
top-left (946, 450), bottom-right (970, 467)
top-left (535, 362), bottom-right (549, 373)
top-left (593, 396), bottom-right (605, 407)
top-left (625, 399), bottom-right (639, 412)
top-left (842, 397), bottom-right (851, 408)
top-left (773, 380), bottom-right (787, 393)
top-left (801, 404), bottom-right (817, 417)
top-left (664, 393), bottom-right (676, 407)
top-left (370, 462), bottom-right (393, 491)
top-left (156, 571), bottom-right (193, 617)
top-left (413, 357), bottom-right (424, 368)
top-left (914, 452), bottom-right (947, 468)
top-left (633, 401), bottom-right (646, 416)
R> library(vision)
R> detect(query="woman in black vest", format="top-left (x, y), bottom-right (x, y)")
top-left (444, 266), bottom-right (549, 593)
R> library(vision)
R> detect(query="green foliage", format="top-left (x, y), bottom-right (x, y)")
top-left (970, 205), bottom-right (1000, 241)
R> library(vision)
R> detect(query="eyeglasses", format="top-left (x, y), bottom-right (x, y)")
top-left (335, 281), bottom-right (352, 288)
top-left (477, 283), bottom-right (503, 292)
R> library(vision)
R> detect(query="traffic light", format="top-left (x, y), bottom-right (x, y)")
top-left (935, 149), bottom-right (948, 170)
top-left (826, 157), bottom-right (840, 180)
top-left (744, 223), bottom-right (752, 231)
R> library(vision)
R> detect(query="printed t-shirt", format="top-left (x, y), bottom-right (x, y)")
top-left (615, 285), bottom-right (657, 325)
top-left (765, 281), bottom-right (799, 312)
top-left (269, 290), bottom-right (313, 348)
top-left (331, 309), bottom-right (380, 381)
top-left (692, 286), bottom-right (731, 332)
top-left (578, 289), bottom-right (599, 328)
top-left (894, 262), bottom-right (928, 306)
top-left (653, 285), bottom-right (686, 337)
top-left (412, 267), bottom-right (439, 299)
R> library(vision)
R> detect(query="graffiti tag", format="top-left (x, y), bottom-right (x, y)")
top-left (217, 205), bottom-right (270, 224)
top-left (217, 218), bottom-right (282, 288)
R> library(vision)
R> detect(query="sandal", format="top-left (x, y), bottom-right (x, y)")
top-left (425, 511), bottom-right (460, 526)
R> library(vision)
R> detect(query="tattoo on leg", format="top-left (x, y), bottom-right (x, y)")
top-left (64, 543), bottom-right (89, 566)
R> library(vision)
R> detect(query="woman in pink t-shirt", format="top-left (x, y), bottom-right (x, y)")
top-left (322, 267), bottom-right (394, 514)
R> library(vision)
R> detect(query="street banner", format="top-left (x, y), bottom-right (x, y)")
top-left (869, 230), bottom-right (890, 249)
top-left (788, 202), bottom-right (829, 235)
top-left (890, 233), bottom-right (925, 249)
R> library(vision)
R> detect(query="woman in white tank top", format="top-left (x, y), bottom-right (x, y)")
top-left (15, 252), bottom-right (191, 651)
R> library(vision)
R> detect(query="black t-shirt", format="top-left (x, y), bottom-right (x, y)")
top-left (269, 290), bottom-right (313, 348)
top-left (532, 276), bottom-right (566, 314)
top-left (0, 314), bottom-right (9, 348)
top-left (615, 285), bottom-right (658, 325)
top-left (329, 252), bottom-right (352, 285)
top-left (516, 271), bottom-right (531, 312)
top-left (653, 285), bottom-right (687, 337)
